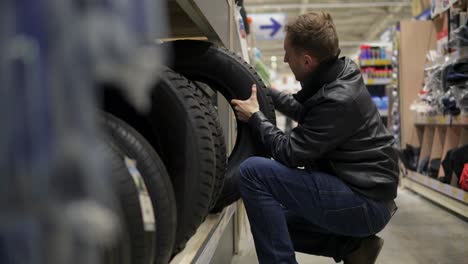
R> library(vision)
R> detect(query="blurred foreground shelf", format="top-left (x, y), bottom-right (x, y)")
top-left (170, 203), bottom-right (237, 264)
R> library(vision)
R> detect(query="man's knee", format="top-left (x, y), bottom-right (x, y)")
top-left (239, 156), bottom-right (273, 187)
top-left (239, 156), bottom-right (272, 175)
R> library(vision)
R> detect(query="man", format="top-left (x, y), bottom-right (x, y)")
top-left (231, 12), bottom-right (398, 264)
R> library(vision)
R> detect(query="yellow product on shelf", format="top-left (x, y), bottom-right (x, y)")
top-left (435, 115), bottom-right (449, 124)
top-left (360, 59), bottom-right (392, 66)
top-left (453, 115), bottom-right (468, 125)
top-left (414, 114), bottom-right (450, 125)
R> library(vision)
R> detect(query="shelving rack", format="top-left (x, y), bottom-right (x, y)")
top-left (167, 1), bottom-right (247, 262)
top-left (359, 45), bottom-right (393, 125)
top-left (397, 14), bottom-right (468, 217)
top-left (402, 171), bottom-right (468, 218)
top-left (404, 113), bottom-right (468, 218)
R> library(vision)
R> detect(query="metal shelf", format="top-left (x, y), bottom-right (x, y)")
top-left (170, 0), bottom-right (235, 48)
top-left (403, 171), bottom-right (468, 218)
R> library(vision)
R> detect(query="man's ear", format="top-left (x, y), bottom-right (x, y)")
top-left (304, 54), bottom-right (318, 71)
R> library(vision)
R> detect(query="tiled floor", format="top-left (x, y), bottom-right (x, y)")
top-left (231, 188), bottom-right (468, 264)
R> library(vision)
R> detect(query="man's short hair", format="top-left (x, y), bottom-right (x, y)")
top-left (285, 12), bottom-right (339, 62)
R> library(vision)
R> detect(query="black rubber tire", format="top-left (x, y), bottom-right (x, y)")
top-left (162, 40), bottom-right (276, 212)
top-left (193, 83), bottom-right (228, 211)
top-left (149, 68), bottom-right (216, 253)
top-left (98, 140), bottom-right (144, 264)
top-left (102, 113), bottom-right (177, 264)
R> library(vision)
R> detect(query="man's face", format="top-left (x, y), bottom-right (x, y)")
top-left (283, 34), bottom-right (318, 82)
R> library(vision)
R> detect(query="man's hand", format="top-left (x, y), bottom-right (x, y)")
top-left (231, 84), bottom-right (260, 122)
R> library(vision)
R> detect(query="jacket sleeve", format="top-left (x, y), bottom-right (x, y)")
top-left (269, 89), bottom-right (303, 121)
top-left (248, 99), bottom-right (357, 168)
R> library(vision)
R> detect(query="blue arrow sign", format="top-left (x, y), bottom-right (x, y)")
top-left (260, 18), bottom-right (282, 37)
top-left (251, 13), bottom-right (286, 40)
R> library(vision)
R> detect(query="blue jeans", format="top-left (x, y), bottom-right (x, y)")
top-left (239, 157), bottom-right (392, 264)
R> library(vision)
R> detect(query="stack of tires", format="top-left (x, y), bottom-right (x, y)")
top-left (100, 40), bottom-right (276, 264)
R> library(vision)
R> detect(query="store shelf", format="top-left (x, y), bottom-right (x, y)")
top-left (414, 114), bottom-right (451, 125)
top-left (414, 114), bottom-right (468, 125)
top-left (402, 177), bottom-right (468, 217)
top-left (403, 171), bottom-right (468, 218)
top-left (406, 170), bottom-right (468, 203)
top-left (360, 59), bottom-right (392, 67)
top-left (170, 0), bottom-right (232, 47)
top-left (364, 78), bottom-right (392, 85)
top-left (170, 203), bottom-right (236, 264)
top-left (451, 115), bottom-right (468, 125)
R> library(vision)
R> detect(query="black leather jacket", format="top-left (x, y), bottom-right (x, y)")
top-left (249, 57), bottom-right (399, 201)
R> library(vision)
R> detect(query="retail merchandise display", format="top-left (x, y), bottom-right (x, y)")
top-left (399, 6), bottom-right (468, 198)
top-left (415, 142), bottom-right (468, 188)
top-left (460, 164), bottom-right (468, 190)
top-left (359, 45), bottom-right (390, 60)
top-left (371, 96), bottom-right (389, 112)
top-left (410, 57), bottom-right (468, 116)
top-left (361, 68), bottom-right (392, 80)
top-left (399, 144), bottom-right (421, 171)
top-left (410, 9), bottom-right (468, 117)
top-left (1, 1), bottom-right (276, 264)
top-left (359, 44), bottom-right (393, 123)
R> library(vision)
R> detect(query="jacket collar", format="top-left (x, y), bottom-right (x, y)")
top-left (293, 57), bottom-right (345, 104)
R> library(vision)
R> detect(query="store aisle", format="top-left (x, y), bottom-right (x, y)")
top-left (231, 188), bottom-right (468, 264)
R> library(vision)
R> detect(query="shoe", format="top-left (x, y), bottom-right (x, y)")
top-left (343, 235), bottom-right (384, 264)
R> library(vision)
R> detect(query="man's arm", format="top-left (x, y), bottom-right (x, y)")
top-left (248, 99), bottom-right (358, 167)
top-left (230, 85), bottom-right (357, 167)
top-left (269, 89), bottom-right (303, 121)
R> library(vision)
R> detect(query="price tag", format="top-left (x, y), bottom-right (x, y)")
top-left (452, 187), bottom-right (467, 203)
top-left (423, 176), bottom-right (430, 185)
top-left (438, 182), bottom-right (444, 190)
top-left (417, 115), bottom-right (426, 124)
top-left (436, 116), bottom-right (446, 123)
top-left (454, 115), bottom-right (468, 124)
top-left (430, 179), bottom-right (439, 189)
top-left (418, 173), bottom-right (424, 182)
top-left (462, 191), bottom-right (468, 203)
top-left (443, 184), bottom-right (452, 196)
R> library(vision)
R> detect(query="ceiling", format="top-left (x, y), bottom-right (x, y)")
top-left (244, 0), bottom-right (413, 73)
